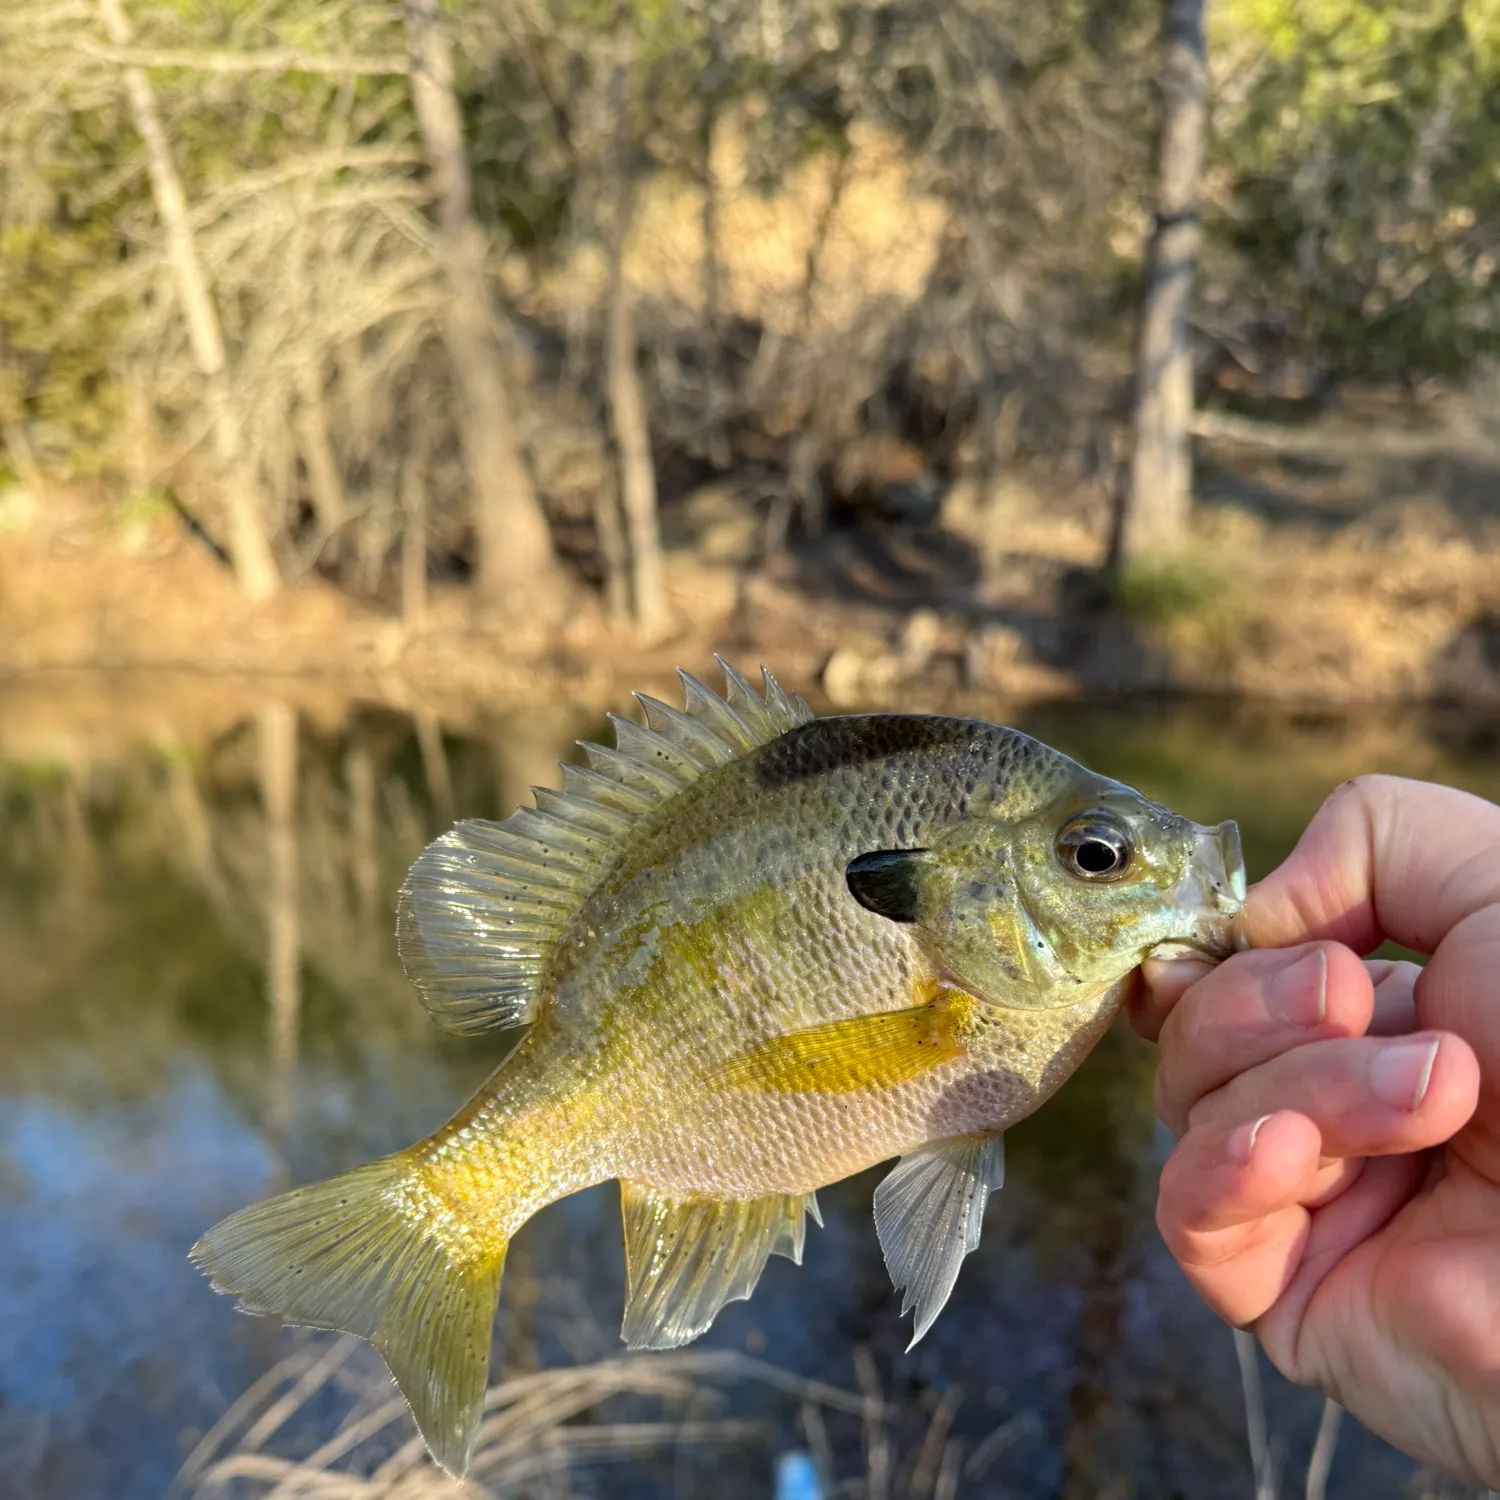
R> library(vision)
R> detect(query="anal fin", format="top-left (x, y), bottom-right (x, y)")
top-left (771, 1189), bottom-right (822, 1264)
top-left (873, 1133), bottom-right (1005, 1350)
top-left (619, 1183), bottom-right (821, 1350)
top-left (714, 1003), bottom-right (964, 1095)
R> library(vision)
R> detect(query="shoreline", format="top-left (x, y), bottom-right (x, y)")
top-left (4, 474), bottom-right (1499, 715)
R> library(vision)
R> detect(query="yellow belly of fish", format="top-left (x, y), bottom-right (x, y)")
top-left (415, 970), bottom-right (1121, 1223)
top-left (610, 983), bottom-right (1123, 1200)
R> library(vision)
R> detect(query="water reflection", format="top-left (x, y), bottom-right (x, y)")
top-left (1, 677), bottom-right (1496, 1500)
top-left (259, 702), bottom-right (299, 1173)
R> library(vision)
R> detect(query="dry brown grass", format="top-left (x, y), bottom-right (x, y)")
top-left (1144, 505), bottom-right (1500, 703)
top-left (176, 1343), bottom-right (767, 1497)
top-left (170, 1336), bottom-right (1047, 1500)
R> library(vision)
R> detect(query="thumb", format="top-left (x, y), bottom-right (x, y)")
top-left (1243, 775), bottom-right (1500, 957)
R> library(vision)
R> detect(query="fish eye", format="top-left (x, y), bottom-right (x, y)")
top-left (1056, 815), bottom-right (1133, 882)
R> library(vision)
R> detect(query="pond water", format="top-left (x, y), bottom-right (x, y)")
top-left (1, 674), bottom-right (1496, 1500)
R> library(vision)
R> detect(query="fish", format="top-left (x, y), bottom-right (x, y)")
top-left (192, 662), bottom-right (1245, 1476)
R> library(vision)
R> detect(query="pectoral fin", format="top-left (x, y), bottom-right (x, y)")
top-left (618, 1183), bottom-right (821, 1350)
top-left (714, 1003), bottom-right (964, 1095)
top-left (873, 1133), bottom-right (1005, 1349)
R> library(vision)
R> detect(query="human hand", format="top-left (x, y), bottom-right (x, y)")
top-left (1131, 775), bottom-right (1500, 1486)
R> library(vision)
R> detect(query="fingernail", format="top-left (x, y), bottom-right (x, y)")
top-left (1268, 948), bottom-right (1327, 1029)
top-left (1370, 1037), bottom-right (1441, 1111)
top-left (1229, 1114), bottom-right (1273, 1164)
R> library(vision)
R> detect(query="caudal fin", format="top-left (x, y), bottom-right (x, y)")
top-left (191, 1154), bottom-right (506, 1477)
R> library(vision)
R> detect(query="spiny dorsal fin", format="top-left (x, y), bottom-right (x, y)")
top-left (396, 661), bottom-right (814, 1037)
top-left (618, 1182), bottom-right (822, 1350)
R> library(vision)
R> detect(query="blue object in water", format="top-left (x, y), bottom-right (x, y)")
top-left (773, 1451), bottom-right (824, 1500)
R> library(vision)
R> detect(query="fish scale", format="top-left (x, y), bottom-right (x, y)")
top-left (192, 661), bottom-right (1244, 1477)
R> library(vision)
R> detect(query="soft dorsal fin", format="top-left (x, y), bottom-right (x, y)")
top-left (396, 661), bottom-right (814, 1037)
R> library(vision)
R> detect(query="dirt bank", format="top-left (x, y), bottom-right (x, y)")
top-left (3, 435), bottom-right (1498, 710)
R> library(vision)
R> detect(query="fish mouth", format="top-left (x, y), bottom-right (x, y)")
top-left (1207, 818), bottom-right (1247, 906)
top-left (1149, 818), bottom-right (1246, 963)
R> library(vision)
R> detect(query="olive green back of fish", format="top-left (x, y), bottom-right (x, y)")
top-left (397, 674), bottom-right (1076, 1052)
top-left (544, 710), bottom-right (1073, 1049)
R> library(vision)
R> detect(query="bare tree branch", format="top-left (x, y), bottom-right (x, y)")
top-left (96, 0), bottom-right (281, 600)
top-left (400, 0), bottom-right (567, 619)
top-left (604, 4), bottom-right (666, 635)
top-left (72, 39), bottom-right (411, 76)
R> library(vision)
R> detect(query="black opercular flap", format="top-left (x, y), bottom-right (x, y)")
top-left (846, 849), bottom-right (930, 924)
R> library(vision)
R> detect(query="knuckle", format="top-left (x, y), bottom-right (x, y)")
top-left (1154, 1196), bottom-right (1188, 1259)
top-left (1155, 1141), bottom-right (1205, 1226)
top-left (1153, 1171), bottom-right (1194, 1253)
top-left (1171, 952), bottom-right (1274, 1048)
top-left (1335, 772), bottom-right (1393, 806)
top-left (1175, 988), bottom-right (1216, 1050)
top-left (1152, 1063), bottom-right (1186, 1134)
top-left (1184, 1089), bottom-right (1224, 1134)
top-left (1155, 1181), bottom-right (1236, 1266)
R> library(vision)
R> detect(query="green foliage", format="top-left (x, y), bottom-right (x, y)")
top-left (114, 486), bottom-right (176, 524)
top-left (1115, 553), bottom-right (1231, 628)
top-left (1, 0), bottom-right (413, 487)
top-left (1209, 0), bottom-right (1500, 382)
top-left (0, 222), bottom-right (127, 474)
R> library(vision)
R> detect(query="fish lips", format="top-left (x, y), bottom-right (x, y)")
top-left (1148, 818), bottom-right (1247, 963)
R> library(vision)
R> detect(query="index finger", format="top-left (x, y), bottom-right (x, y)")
top-left (1243, 775), bottom-right (1500, 956)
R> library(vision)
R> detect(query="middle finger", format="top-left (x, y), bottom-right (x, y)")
top-left (1155, 942), bottom-right (1374, 1134)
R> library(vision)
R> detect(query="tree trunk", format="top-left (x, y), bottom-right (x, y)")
top-left (400, 0), bottom-right (563, 620)
top-left (700, 108), bottom-right (722, 338)
top-left (799, 146), bottom-right (850, 336)
top-left (594, 466), bottom-right (631, 622)
top-left (414, 708), bottom-right (455, 826)
top-left (400, 446), bottom-right (428, 630)
top-left (698, 104), bottom-right (732, 470)
top-left (604, 5), bottom-right (667, 636)
top-left (97, 0), bottom-right (280, 601)
top-left (294, 370), bottom-right (348, 556)
top-left (1115, 0), bottom-right (1208, 567)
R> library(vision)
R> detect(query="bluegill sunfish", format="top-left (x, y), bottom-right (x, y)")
top-left (193, 663), bottom-right (1245, 1474)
